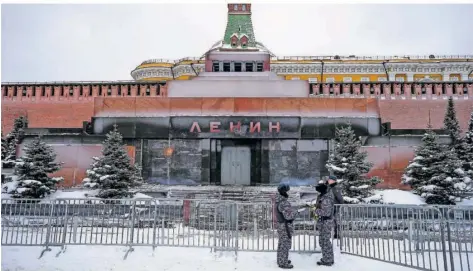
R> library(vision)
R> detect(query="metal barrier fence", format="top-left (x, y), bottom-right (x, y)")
top-left (1, 198), bottom-right (320, 254)
top-left (338, 204), bottom-right (473, 271)
top-left (2, 198), bottom-right (472, 271)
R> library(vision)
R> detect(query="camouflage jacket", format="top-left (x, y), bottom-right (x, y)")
top-left (315, 188), bottom-right (335, 219)
top-left (275, 194), bottom-right (296, 223)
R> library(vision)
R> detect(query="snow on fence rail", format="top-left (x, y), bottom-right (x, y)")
top-left (2, 199), bottom-right (473, 271)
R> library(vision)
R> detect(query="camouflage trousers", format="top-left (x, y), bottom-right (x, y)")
top-left (318, 219), bottom-right (334, 263)
top-left (277, 222), bottom-right (294, 266)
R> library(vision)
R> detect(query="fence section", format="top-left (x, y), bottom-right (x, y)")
top-left (1, 198), bottom-right (319, 253)
top-left (338, 204), bottom-right (473, 271)
top-left (3, 198), bottom-right (472, 271)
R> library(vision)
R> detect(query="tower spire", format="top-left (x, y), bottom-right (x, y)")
top-left (223, 3), bottom-right (256, 48)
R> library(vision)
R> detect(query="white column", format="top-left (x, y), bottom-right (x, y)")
top-left (442, 73), bottom-right (450, 81)
top-left (407, 72), bottom-right (414, 82)
top-left (461, 73), bottom-right (469, 81)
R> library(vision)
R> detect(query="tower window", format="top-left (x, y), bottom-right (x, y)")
top-left (223, 62), bottom-right (230, 72)
top-left (246, 62), bottom-right (253, 72)
top-left (256, 62), bottom-right (263, 72)
top-left (234, 4), bottom-right (238, 11)
top-left (234, 62), bottom-right (242, 72)
top-left (213, 62), bottom-right (220, 72)
top-left (242, 5), bottom-right (246, 11)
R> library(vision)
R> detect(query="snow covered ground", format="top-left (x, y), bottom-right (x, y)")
top-left (1, 245), bottom-right (417, 271)
top-left (2, 188), bottom-right (471, 206)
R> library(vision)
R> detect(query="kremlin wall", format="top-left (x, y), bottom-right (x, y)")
top-left (2, 3), bottom-right (473, 190)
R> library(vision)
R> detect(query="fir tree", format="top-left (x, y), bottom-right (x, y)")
top-left (443, 97), bottom-right (461, 146)
top-left (402, 126), bottom-right (471, 205)
top-left (457, 109), bottom-right (473, 188)
top-left (5, 137), bottom-right (64, 198)
top-left (326, 124), bottom-right (382, 204)
top-left (82, 125), bottom-right (143, 198)
top-left (1, 116), bottom-right (28, 168)
top-left (442, 99), bottom-right (473, 198)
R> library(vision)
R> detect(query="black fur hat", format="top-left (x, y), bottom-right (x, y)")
top-left (315, 183), bottom-right (328, 194)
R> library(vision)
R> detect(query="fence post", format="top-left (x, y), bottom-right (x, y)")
top-left (61, 200), bottom-right (69, 248)
top-left (235, 203), bottom-right (239, 257)
top-left (338, 205), bottom-right (344, 252)
top-left (124, 200), bottom-right (136, 259)
top-left (40, 200), bottom-right (55, 258)
top-left (213, 204), bottom-right (217, 251)
top-left (445, 208), bottom-right (456, 271)
top-left (271, 195), bottom-right (276, 230)
top-left (129, 200), bottom-right (137, 246)
top-left (432, 206), bottom-right (450, 271)
top-left (152, 200), bottom-right (158, 250)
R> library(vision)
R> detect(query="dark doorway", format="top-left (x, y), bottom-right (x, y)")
top-left (211, 139), bottom-right (261, 186)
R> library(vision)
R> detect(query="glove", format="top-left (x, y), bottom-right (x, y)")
top-left (310, 207), bottom-right (318, 220)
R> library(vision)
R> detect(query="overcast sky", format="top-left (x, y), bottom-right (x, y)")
top-left (2, 3), bottom-right (473, 82)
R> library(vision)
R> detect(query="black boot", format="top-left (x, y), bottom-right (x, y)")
top-left (278, 264), bottom-right (294, 269)
top-left (317, 261), bottom-right (333, 266)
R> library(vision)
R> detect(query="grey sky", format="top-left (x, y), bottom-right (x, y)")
top-left (2, 3), bottom-right (473, 82)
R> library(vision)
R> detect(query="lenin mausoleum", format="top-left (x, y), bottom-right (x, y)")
top-left (2, 3), bottom-right (473, 190)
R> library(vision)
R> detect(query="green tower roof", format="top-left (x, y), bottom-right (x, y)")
top-left (223, 4), bottom-right (256, 48)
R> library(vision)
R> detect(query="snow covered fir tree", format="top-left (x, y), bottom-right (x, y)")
top-left (2, 136), bottom-right (63, 198)
top-left (1, 116), bottom-right (28, 168)
top-left (461, 109), bottom-right (473, 180)
top-left (325, 123), bottom-right (382, 204)
top-left (402, 125), bottom-right (471, 205)
top-left (444, 97), bottom-right (462, 146)
top-left (82, 125), bottom-right (143, 198)
top-left (443, 98), bottom-right (473, 194)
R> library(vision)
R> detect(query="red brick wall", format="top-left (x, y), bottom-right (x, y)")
top-left (363, 145), bottom-right (414, 190)
top-left (18, 143), bottom-right (135, 187)
top-left (3, 92), bottom-right (473, 189)
top-left (93, 97), bottom-right (379, 117)
top-left (2, 100), bottom-right (95, 133)
top-left (379, 99), bottom-right (473, 131)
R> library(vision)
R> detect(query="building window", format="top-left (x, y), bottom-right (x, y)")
top-left (256, 62), bottom-right (263, 72)
top-left (451, 76), bottom-right (459, 81)
top-left (246, 62), bottom-right (253, 72)
top-left (242, 4), bottom-right (246, 11)
top-left (234, 4), bottom-right (238, 10)
top-left (378, 77), bottom-right (387, 82)
top-left (343, 77), bottom-right (352, 83)
top-left (308, 78), bottom-right (317, 83)
top-left (234, 62), bottom-right (242, 72)
top-left (360, 77), bottom-right (370, 82)
top-left (326, 77), bottom-right (335, 83)
top-left (395, 77), bottom-right (405, 82)
top-left (223, 62), bottom-right (230, 72)
top-left (213, 62), bottom-right (220, 72)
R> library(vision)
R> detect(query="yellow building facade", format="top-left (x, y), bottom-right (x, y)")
top-left (132, 56), bottom-right (473, 83)
top-left (130, 5), bottom-right (473, 83)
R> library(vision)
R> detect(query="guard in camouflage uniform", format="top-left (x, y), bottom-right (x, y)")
top-left (327, 175), bottom-right (344, 239)
top-left (275, 183), bottom-right (296, 269)
top-left (314, 183), bottom-right (335, 266)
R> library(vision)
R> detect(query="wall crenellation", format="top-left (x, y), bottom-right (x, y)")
top-left (2, 83), bottom-right (167, 101)
top-left (2, 81), bottom-right (472, 101)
